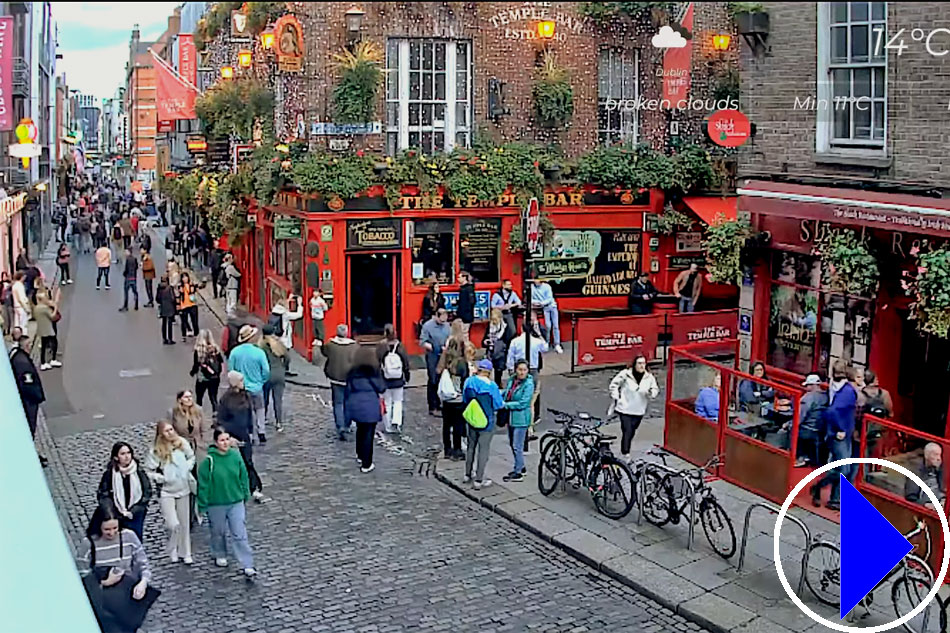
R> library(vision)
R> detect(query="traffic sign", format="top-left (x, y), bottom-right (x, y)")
top-left (839, 476), bottom-right (913, 620)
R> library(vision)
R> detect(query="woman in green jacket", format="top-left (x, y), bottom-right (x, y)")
top-left (502, 360), bottom-right (535, 483)
top-left (197, 427), bottom-right (257, 578)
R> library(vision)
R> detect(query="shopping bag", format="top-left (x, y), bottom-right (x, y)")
top-left (437, 369), bottom-right (460, 402)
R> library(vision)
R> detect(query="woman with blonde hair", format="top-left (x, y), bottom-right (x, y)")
top-left (261, 330), bottom-right (289, 433)
top-left (167, 390), bottom-right (210, 466)
top-left (190, 329), bottom-right (223, 413)
top-left (144, 420), bottom-right (195, 564)
top-left (482, 308), bottom-right (510, 387)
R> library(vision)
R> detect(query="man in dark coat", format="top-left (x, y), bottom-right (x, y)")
top-left (119, 248), bottom-right (139, 312)
top-left (10, 334), bottom-right (48, 467)
top-left (209, 249), bottom-right (224, 298)
top-left (628, 272), bottom-right (659, 315)
top-left (456, 271), bottom-right (476, 339)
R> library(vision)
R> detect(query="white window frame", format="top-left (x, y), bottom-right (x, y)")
top-left (816, 2), bottom-right (887, 157)
top-left (597, 47), bottom-right (639, 146)
top-left (385, 39), bottom-right (472, 155)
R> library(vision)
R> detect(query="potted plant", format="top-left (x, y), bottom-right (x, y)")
top-left (331, 41), bottom-right (384, 124)
top-left (703, 217), bottom-right (752, 285)
top-left (730, 2), bottom-right (769, 35)
top-left (906, 246), bottom-right (950, 338)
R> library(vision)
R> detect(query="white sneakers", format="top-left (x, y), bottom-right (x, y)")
top-left (361, 464), bottom-right (376, 473)
top-left (555, 345), bottom-right (564, 354)
top-left (473, 479), bottom-right (493, 490)
top-left (252, 490), bottom-right (264, 502)
top-left (462, 475), bottom-right (472, 485)
top-left (40, 363), bottom-right (51, 371)
top-left (183, 557), bottom-right (193, 565)
top-left (244, 568), bottom-right (257, 578)
top-left (215, 558), bottom-right (228, 567)
top-left (50, 360), bottom-right (62, 368)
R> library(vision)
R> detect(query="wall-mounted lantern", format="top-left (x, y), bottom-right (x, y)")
top-left (537, 20), bottom-right (556, 41)
top-left (345, 6), bottom-right (365, 47)
top-left (260, 27), bottom-right (275, 50)
top-left (238, 50), bottom-right (252, 68)
top-left (712, 33), bottom-right (731, 51)
top-left (220, 66), bottom-right (234, 80)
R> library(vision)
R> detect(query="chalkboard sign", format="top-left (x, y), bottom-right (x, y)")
top-left (459, 218), bottom-right (501, 282)
top-left (544, 229), bottom-right (641, 297)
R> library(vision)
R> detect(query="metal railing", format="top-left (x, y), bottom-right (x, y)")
top-left (12, 57), bottom-right (27, 97)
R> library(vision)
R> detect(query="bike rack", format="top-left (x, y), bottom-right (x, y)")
top-left (634, 462), bottom-right (698, 550)
top-left (737, 501), bottom-right (811, 597)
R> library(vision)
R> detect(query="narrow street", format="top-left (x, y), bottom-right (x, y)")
top-left (41, 242), bottom-right (707, 633)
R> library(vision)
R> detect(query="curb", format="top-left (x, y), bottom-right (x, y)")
top-left (433, 470), bottom-right (732, 633)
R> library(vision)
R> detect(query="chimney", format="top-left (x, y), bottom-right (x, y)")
top-left (131, 24), bottom-right (140, 45)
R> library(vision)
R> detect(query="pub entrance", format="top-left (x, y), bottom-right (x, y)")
top-left (349, 253), bottom-right (399, 338)
top-left (898, 312), bottom-right (950, 437)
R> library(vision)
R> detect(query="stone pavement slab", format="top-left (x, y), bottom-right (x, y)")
top-left (679, 593), bottom-right (757, 631)
top-left (552, 528), bottom-right (628, 567)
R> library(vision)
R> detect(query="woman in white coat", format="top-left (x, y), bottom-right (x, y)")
top-left (608, 354), bottom-right (659, 459)
top-left (144, 419), bottom-right (196, 564)
top-left (267, 295), bottom-right (304, 376)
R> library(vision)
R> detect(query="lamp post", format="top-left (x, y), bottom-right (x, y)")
top-left (522, 197), bottom-right (540, 371)
top-left (345, 6), bottom-right (365, 48)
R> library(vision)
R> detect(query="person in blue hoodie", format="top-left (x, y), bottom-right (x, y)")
top-left (810, 361), bottom-right (858, 511)
top-left (345, 346), bottom-right (387, 474)
top-left (694, 371), bottom-right (721, 422)
top-left (228, 325), bottom-right (271, 444)
top-left (462, 359), bottom-right (504, 490)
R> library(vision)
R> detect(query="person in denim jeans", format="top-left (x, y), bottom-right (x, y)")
top-left (531, 280), bottom-right (563, 354)
top-left (323, 324), bottom-right (357, 440)
top-left (502, 360), bottom-right (535, 483)
top-left (810, 361), bottom-right (857, 511)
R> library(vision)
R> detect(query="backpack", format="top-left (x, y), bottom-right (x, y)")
top-left (462, 399), bottom-right (488, 429)
top-left (199, 353), bottom-right (222, 381)
top-left (861, 387), bottom-right (888, 417)
top-left (267, 312), bottom-right (283, 334)
top-left (382, 342), bottom-right (404, 380)
top-left (112, 224), bottom-right (123, 241)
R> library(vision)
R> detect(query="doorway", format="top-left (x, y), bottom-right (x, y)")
top-left (349, 253), bottom-right (398, 337)
top-left (898, 314), bottom-right (950, 437)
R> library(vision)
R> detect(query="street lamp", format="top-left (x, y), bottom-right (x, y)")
top-left (220, 66), bottom-right (234, 79)
top-left (238, 50), bottom-right (252, 68)
top-left (712, 33), bottom-right (732, 51)
top-left (345, 6), bottom-right (365, 34)
top-left (260, 27), bottom-right (275, 50)
top-left (537, 20), bottom-right (556, 40)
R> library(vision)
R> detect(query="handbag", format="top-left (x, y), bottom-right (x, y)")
top-left (437, 369), bottom-right (460, 402)
top-left (496, 408), bottom-right (510, 428)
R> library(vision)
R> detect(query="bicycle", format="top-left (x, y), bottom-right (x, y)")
top-left (639, 447), bottom-right (737, 559)
top-left (805, 519), bottom-right (935, 632)
top-left (537, 409), bottom-right (637, 520)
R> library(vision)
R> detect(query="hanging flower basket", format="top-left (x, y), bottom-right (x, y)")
top-left (907, 246), bottom-right (950, 338)
top-left (812, 228), bottom-right (879, 296)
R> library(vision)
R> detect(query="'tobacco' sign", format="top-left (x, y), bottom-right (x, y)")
top-left (575, 314), bottom-right (660, 367)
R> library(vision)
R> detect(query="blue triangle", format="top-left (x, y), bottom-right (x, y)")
top-left (839, 474), bottom-right (913, 619)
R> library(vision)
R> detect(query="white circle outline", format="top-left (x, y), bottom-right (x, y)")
top-left (773, 457), bottom-right (950, 632)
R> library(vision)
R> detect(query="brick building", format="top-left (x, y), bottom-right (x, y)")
top-left (125, 26), bottom-right (160, 187)
top-left (735, 2), bottom-right (950, 435)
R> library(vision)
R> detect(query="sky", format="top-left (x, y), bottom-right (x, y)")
top-left (52, 2), bottom-right (180, 103)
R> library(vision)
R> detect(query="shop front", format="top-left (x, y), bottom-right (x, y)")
top-left (234, 186), bottom-right (681, 358)
top-left (0, 193), bottom-right (28, 277)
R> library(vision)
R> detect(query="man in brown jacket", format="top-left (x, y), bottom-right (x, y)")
top-left (673, 263), bottom-right (703, 313)
top-left (141, 248), bottom-right (156, 307)
top-left (323, 324), bottom-right (357, 440)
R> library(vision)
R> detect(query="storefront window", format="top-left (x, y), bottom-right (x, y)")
top-left (286, 240), bottom-right (302, 293)
top-left (818, 294), bottom-right (872, 374)
top-left (459, 218), bottom-right (500, 283)
top-left (276, 241), bottom-right (287, 277)
top-left (772, 251), bottom-right (821, 287)
top-left (412, 219), bottom-right (454, 284)
top-left (768, 285), bottom-right (818, 376)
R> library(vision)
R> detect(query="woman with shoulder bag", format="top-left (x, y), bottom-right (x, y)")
top-left (482, 308), bottom-right (509, 387)
top-left (501, 359), bottom-right (535, 483)
top-left (81, 501), bottom-right (159, 633)
top-left (144, 420), bottom-right (196, 564)
top-left (608, 355), bottom-right (659, 460)
top-left (190, 329), bottom-right (223, 414)
top-left (437, 337), bottom-right (470, 461)
top-left (177, 272), bottom-right (200, 339)
top-left (96, 442), bottom-right (153, 541)
top-left (376, 323), bottom-right (411, 434)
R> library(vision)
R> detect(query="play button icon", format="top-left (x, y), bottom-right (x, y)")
top-left (840, 475), bottom-right (913, 619)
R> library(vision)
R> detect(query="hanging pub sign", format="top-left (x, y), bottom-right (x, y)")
top-left (274, 14), bottom-right (304, 73)
top-left (231, 9), bottom-right (250, 39)
top-left (708, 109), bottom-right (751, 147)
top-left (275, 215), bottom-right (302, 240)
top-left (347, 218), bottom-right (402, 250)
top-left (543, 229), bottom-right (641, 296)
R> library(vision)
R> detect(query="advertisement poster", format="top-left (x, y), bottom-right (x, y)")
top-left (661, 2), bottom-right (694, 107)
top-left (541, 229), bottom-right (641, 296)
top-left (575, 314), bottom-right (660, 366)
top-left (670, 309), bottom-right (738, 346)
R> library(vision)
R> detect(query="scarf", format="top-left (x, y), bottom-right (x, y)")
top-left (489, 320), bottom-right (506, 342)
top-left (112, 461), bottom-right (143, 517)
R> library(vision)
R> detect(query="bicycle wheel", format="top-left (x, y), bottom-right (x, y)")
top-left (804, 541), bottom-right (841, 607)
top-left (538, 438), bottom-right (578, 496)
top-left (892, 567), bottom-right (935, 633)
top-left (590, 457), bottom-right (637, 520)
top-left (699, 496), bottom-right (736, 559)
top-left (641, 470), bottom-right (673, 527)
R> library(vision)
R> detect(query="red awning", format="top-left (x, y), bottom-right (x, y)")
top-left (738, 180), bottom-right (950, 237)
top-left (683, 196), bottom-right (737, 226)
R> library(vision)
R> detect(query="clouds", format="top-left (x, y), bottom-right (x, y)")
top-left (651, 25), bottom-right (688, 49)
top-left (52, 2), bottom-right (179, 100)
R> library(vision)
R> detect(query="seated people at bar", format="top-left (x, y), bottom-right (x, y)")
top-left (738, 361), bottom-right (775, 414)
top-left (794, 374), bottom-right (827, 467)
top-left (904, 443), bottom-right (945, 509)
top-left (694, 371), bottom-right (721, 422)
top-left (628, 272), bottom-right (658, 315)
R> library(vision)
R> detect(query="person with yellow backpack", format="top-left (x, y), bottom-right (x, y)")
top-left (461, 359), bottom-right (504, 490)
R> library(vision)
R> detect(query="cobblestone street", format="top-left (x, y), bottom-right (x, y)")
top-left (47, 382), bottom-right (706, 633)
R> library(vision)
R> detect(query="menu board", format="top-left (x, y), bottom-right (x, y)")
top-left (542, 229), bottom-right (641, 297)
top-left (459, 218), bottom-right (501, 282)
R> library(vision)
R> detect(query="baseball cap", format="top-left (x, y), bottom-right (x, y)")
top-left (477, 359), bottom-right (494, 372)
top-left (802, 374), bottom-right (821, 386)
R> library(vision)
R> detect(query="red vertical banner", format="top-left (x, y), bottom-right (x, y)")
top-left (179, 33), bottom-right (196, 88)
top-left (662, 2), bottom-right (694, 108)
top-left (153, 52), bottom-right (197, 121)
top-left (0, 16), bottom-right (13, 131)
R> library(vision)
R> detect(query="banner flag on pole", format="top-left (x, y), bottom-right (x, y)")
top-left (150, 49), bottom-right (200, 121)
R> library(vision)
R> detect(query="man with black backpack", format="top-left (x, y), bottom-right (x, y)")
top-left (857, 369), bottom-right (893, 419)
